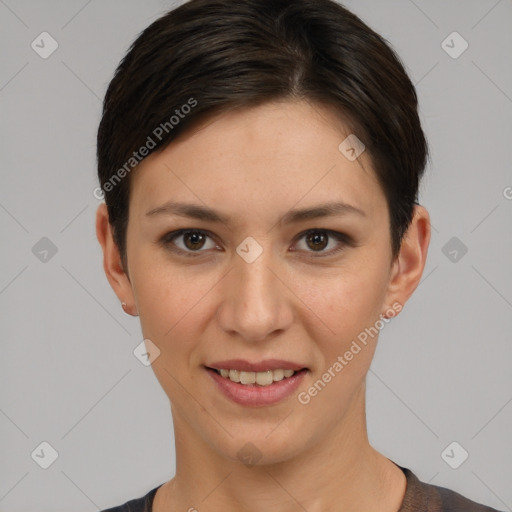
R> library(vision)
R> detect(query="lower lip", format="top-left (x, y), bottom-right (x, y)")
top-left (205, 367), bottom-right (308, 407)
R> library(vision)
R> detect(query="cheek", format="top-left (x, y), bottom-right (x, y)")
top-left (132, 262), bottom-right (213, 402)
top-left (137, 274), bottom-right (205, 340)
top-left (130, 251), bottom-right (191, 338)
top-left (293, 266), bottom-right (387, 414)
top-left (296, 259), bottom-right (389, 342)
top-left (131, 253), bottom-right (224, 368)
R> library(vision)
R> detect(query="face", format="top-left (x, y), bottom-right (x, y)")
top-left (104, 100), bottom-right (416, 465)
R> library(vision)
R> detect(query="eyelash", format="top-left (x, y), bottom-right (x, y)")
top-left (159, 229), bottom-right (353, 258)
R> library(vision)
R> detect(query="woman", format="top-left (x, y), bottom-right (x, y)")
top-left (95, 0), bottom-right (503, 510)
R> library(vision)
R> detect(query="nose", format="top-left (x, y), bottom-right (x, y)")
top-left (215, 248), bottom-right (294, 342)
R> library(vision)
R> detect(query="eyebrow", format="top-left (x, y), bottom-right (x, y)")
top-left (145, 200), bottom-right (366, 227)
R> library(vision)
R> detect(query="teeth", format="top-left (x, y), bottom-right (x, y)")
top-left (216, 368), bottom-right (298, 386)
top-left (255, 371), bottom-right (272, 386)
top-left (240, 371), bottom-right (256, 385)
top-left (228, 369), bottom-right (240, 382)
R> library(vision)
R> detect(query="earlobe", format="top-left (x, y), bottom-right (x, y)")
top-left (95, 203), bottom-right (137, 315)
top-left (383, 205), bottom-right (431, 315)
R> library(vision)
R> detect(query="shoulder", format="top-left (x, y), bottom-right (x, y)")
top-left (100, 484), bottom-right (162, 512)
top-left (399, 466), bottom-right (505, 512)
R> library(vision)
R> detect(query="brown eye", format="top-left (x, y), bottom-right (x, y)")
top-left (161, 229), bottom-right (218, 256)
top-left (305, 231), bottom-right (329, 251)
top-left (183, 231), bottom-right (207, 250)
top-left (293, 229), bottom-right (352, 257)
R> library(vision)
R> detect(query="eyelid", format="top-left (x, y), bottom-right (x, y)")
top-left (290, 229), bottom-right (353, 257)
top-left (161, 229), bottom-right (220, 257)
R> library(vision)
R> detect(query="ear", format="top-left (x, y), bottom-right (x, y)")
top-left (382, 205), bottom-right (431, 317)
top-left (95, 203), bottom-right (138, 316)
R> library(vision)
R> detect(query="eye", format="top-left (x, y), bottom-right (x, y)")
top-left (160, 228), bottom-right (352, 258)
top-left (161, 229), bottom-right (219, 256)
top-left (292, 229), bottom-right (351, 257)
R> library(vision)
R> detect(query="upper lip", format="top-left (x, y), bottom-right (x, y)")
top-left (206, 359), bottom-right (307, 372)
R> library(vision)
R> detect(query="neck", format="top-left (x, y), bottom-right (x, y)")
top-left (154, 383), bottom-right (406, 512)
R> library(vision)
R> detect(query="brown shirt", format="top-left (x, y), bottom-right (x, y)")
top-left (101, 465), bottom-right (504, 511)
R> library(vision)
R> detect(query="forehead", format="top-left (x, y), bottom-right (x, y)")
top-left (129, 100), bottom-right (385, 222)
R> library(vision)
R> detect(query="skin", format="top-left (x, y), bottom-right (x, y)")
top-left (96, 100), bottom-right (430, 512)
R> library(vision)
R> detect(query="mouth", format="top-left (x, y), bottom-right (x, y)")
top-left (206, 367), bottom-right (307, 387)
top-left (203, 361), bottom-right (309, 407)
top-left (204, 358), bottom-right (309, 385)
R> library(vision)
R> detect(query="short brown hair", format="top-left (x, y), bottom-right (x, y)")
top-left (97, 0), bottom-right (429, 270)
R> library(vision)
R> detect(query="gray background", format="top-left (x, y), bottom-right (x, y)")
top-left (1, 0), bottom-right (511, 511)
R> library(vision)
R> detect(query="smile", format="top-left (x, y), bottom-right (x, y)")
top-left (215, 368), bottom-right (296, 386)
top-left (205, 366), bottom-right (308, 407)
